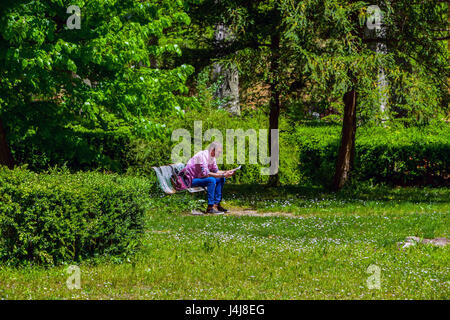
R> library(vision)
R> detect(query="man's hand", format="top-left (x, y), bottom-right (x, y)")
top-left (224, 170), bottom-right (235, 178)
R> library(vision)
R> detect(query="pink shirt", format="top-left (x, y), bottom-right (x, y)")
top-left (184, 150), bottom-right (219, 179)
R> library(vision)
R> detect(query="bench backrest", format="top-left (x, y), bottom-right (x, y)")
top-left (152, 163), bottom-right (207, 194)
top-left (152, 163), bottom-right (185, 194)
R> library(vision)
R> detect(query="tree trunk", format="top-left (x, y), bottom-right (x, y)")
top-left (212, 23), bottom-right (241, 115)
top-left (375, 13), bottom-right (388, 122)
top-left (267, 33), bottom-right (281, 187)
top-left (332, 87), bottom-right (357, 191)
top-left (365, 5), bottom-right (388, 122)
top-left (0, 118), bottom-right (14, 169)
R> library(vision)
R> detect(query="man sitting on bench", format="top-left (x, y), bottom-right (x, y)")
top-left (185, 141), bottom-right (235, 214)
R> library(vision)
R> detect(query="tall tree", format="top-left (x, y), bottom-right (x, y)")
top-left (281, 0), bottom-right (448, 189)
top-left (333, 0), bottom-right (448, 189)
top-left (333, 75), bottom-right (358, 190)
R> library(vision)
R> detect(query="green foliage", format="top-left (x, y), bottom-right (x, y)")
top-left (194, 66), bottom-right (230, 110)
top-left (0, 0), bottom-right (197, 170)
top-left (124, 137), bottom-right (172, 175)
top-left (0, 167), bottom-right (155, 266)
top-left (185, 0), bottom-right (447, 126)
top-left (295, 124), bottom-right (450, 187)
top-left (356, 125), bottom-right (450, 185)
top-left (0, 0), bottom-right (447, 185)
top-left (126, 106), bottom-right (449, 188)
top-left (12, 123), bottom-right (134, 171)
top-left (126, 107), bottom-right (302, 185)
top-left (294, 124), bottom-right (342, 187)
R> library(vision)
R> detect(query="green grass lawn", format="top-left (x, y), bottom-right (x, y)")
top-left (0, 184), bottom-right (448, 299)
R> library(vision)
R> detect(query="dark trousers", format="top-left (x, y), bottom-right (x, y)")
top-left (191, 177), bottom-right (225, 205)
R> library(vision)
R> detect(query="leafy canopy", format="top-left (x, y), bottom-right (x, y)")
top-left (0, 0), bottom-right (197, 169)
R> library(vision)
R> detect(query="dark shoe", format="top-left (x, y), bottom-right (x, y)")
top-left (217, 204), bottom-right (228, 213)
top-left (206, 205), bottom-right (224, 215)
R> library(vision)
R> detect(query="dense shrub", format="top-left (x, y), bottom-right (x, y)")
top-left (295, 125), bottom-right (450, 186)
top-left (356, 126), bottom-right (449, 185)
top-left (0, 167), bottom-right (156, 266)
top-left (293, 124), bottom-right (341, 186)
top-left (10, 122), bottom-right (134, 172)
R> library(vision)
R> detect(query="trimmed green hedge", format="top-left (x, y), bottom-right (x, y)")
top-left (295, 125), bottom-right (450, 186)
top-left (0, 168), bottom-right (155, 266)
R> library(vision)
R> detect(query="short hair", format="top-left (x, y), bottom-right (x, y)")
top-left (208, 141), bottom-right (223, 153)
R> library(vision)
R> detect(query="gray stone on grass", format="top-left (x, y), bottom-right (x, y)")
top-left (397, 236), bottom-right (450, 249)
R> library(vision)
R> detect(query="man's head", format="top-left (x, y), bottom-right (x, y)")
top-left (208, 141), bottom-right (223, 158)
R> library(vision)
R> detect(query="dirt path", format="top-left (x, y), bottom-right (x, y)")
top-left (190, 208), bottom-right (304, 219)
top-left (229, 209), bottom-right (298, 218)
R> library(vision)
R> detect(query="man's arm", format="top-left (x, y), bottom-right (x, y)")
top-left (208, 170), bottom-right (235, 178)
